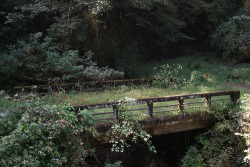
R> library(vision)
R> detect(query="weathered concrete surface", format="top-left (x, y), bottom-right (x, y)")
top-left (144, 118), bottom-right (215, 136)
top-left (90, 114), bottom-right (215, 145)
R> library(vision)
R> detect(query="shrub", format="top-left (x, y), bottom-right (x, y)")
top-left (105, 104), bottom-right (156, 153)
top-left (240, 94), bottom-right (250, 112)
top-left (0, 32), bottom-right (124, 87)
top-left (180, 146), bottom-right (205, 167)
top-left (211, 15), bottom-right (250, 63)
top-left (104, 160), bottom-right (123, 167)
top-left (0, 96), bottom-right (97, 166)
top-left (153, 64), bottom-right (187, 88)
top-left (181, 102), bottom-right (248, 167)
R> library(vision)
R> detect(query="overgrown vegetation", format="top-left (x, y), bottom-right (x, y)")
top-left (1, 92), bottom-right (248, 166)
top-left (0, 96), bottom-right (99, 166)
top-left (37, 55), bottom-right (250, 106)
top-left (180, 97), bottom-right (250, 167)
top-left (106, 104), bottom-right (156, 153)
top-left (0, 0), bottom-right (249, 166)
top-left (0, 94), bottom-right (156, 166)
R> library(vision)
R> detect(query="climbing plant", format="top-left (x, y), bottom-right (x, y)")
top-left (105, 103), bottom-right (156, 153)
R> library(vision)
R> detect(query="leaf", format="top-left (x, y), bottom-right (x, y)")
top-left (23, 149), bottom-right (28, 156)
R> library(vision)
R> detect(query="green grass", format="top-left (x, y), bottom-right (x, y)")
top-left (38, 54), bottom-right (250, 122)
top-left (42, 83), bottom-right (249, 107)
top-left (134, 53), bottom-right (250, 84)
top-left (2, 54), bottom-right (249, 120)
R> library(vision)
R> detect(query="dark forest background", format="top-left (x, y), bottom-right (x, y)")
top-left (0, 0), bottom-right (249, 89)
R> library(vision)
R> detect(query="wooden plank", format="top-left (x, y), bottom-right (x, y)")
top-left (135, 91), bottom-right (239, 103)
top-left (113, 105), bottom-right (119, 122)
top-left (230, 91), bottom-right (241, 105)
top-left (205, 96), bottom-right (211, 109)
top-left (178, 99), bottom-right (184, 112)
top-left (14, 78), bottom-right (155, 89)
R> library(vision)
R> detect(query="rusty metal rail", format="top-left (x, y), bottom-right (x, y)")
top-left (74, 91), bottom-right (240, 121)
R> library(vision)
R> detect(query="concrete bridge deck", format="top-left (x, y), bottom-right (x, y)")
top-left (74, 91), bottom-right (239, 141)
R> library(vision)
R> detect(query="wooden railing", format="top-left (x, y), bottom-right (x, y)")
top-left (14, 78), bottom-right (154, 94)
top-left (74, 91), bottom-right (240, 121)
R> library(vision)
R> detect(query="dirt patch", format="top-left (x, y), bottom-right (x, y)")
top-left (227, 83), bottom-right (250, 90)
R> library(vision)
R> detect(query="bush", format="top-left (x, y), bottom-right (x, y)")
top-left (240, 94), bottom-right (250, 112)
top-left (211, 14), bottom-right (250, 63)
top-left (105, 104), bottom-right (156, 153)
top-left (180, 146), bottom-right (205, 167)
top-left (0, 32), bottom-right (124, 87)
top-left (0, 96), bottom-right (97, 166)
top-left (104, 160), bottom-right (123, 167)
top-left (153, 64), bottom-right (187, 88)
top-left (181, 103), bottom-right (248, 167)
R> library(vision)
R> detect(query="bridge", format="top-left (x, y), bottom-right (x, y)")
top-left (74, 90), bottom-right (240, 136)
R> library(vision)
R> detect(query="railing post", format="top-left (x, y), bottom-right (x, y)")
top-left (230, 91), bottom-right (240, 105)
top-left (178, 98), bottom-right (184, 112)
top-left (113, 105), bottom-right (119, 122)
top-left (205, 96), bottom-right (211, 109)
top-left (48, 86), bottom-right (52, 95)
top-left (148, 79), bottom-right (153, 88)
top-left (147, 101), bottom-right (153, 118)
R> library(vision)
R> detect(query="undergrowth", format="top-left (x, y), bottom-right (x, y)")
top-left (180, 101), bottom-right (249, 167)
top-left (0, 95), bottom-right (156, 167)
top-left (0, 95), bottom-right (99, 166)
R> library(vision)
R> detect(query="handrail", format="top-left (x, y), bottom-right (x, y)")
top-left (14, 78), bottom-right (157, 94)
top-left (74, 90), bottom-right (240, 121)
top-left (14, 78), bottom-right (154, 89)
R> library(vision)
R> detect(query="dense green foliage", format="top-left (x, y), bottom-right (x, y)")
top-left (105, 104), bottom-right (156, 153)
top-left (0, 0), bottom-right (249, 88)
top-left (0, 94), bottom-right (157, 166)
top-left (180, 102), bottom-right (248, 167)
top-left (0, 32), bottom-right (124, 84)
top-left (153, 63), bottom-right (188, 88)
top-left (0, 96), bottom-right (99, 166)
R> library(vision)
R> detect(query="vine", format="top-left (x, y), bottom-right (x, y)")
top-left (105, 102), bottom-right (156, 153)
